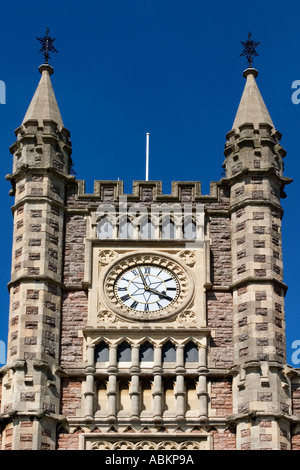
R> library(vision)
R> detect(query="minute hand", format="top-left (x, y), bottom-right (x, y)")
top-left (147, 288), bottom-right (173, 302)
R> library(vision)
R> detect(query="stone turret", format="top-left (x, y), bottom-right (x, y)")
top-left (1, 63), bottom-right (73, 450)
top-left (224, 67), bottom-right (293, 450)
top-left (2, 42), bottom-right (300, 451)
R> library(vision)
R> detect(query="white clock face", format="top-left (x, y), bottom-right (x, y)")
top-left (114, 265), bottom-right (180, 313)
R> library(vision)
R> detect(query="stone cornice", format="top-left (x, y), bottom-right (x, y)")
top-left (220, 167), bottom-right (293, 188)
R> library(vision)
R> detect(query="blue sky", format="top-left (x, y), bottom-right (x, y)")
top-left (0, 0), bottom-right (300, 365)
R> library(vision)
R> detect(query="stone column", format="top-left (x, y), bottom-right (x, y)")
top-left (198, 345), bottom-right (208, 421)
top-left (131, 344), bottom-right (140, 369)
top-left (153, 345), bottom-right (163, 421)
top-left (175, 374), bottom-right (185, 420)
top-left (107, 374), bottom-right (117, 422)
top-left (130, 345), bottom-right (140, 420)
top-left (175, 345), bottom-right (185, 420)
top-left (108, 344), bottom-right (118, 371)
top-left (130, 374), bottom-right (140, 420)
top-left (107, 345), bottom-right (118, 422)
top-left (84, 344), bottom-right (95, 423)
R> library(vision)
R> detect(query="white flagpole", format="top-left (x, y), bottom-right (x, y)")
top-left (146, 132), bottom-right (150, 181)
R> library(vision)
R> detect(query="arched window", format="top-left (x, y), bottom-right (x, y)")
top-left (140, 218), bottom-right (155, 239)
top-left (183, 218), bottom-right (196, 239)
top-left (117, 341), bottom-right (131, 362)
top-left (119, 218), bottom-right (134, 239)
top-left (139, 342), bottom-right (154, 362)
top-left (184, 342), bottom-right (198, 363)
top-left (95, 342), bottom-right (109, 363)
top-left (97, 216), bottom-right (113, 239)
top-left (162, 341), bottom-right (176, 363)
top-left (161, 218), bottom-right (175, 239)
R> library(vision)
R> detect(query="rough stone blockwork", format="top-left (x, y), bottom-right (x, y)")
top-left (209, 216), bottom-right (231, 286)
top-left (1, 52), bottom-right (300, 451)
top-left (207, 291), bottom-right (233, 368)
top-left (61, 291), bottom-right (88, 366)
top-left (63, 215), bottom-right (87, 286)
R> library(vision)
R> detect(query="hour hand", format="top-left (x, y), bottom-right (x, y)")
top-left (138, 267), bottom-right (148, 289)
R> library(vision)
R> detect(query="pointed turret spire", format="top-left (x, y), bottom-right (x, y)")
top-left (22, 29), bottom-right (62, 128)
top-left (231, 33), bottom-right (274, 132)
top-left (232, 67), bottom-right (274, 132)
top-left (22, 63), bottom-right (64, 128)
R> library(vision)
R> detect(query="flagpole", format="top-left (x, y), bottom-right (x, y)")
top-left (146, 132), bottom-right (150, 181)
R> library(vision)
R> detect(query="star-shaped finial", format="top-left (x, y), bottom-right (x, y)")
top-left (36, 28), bottom-right (58, 64)
top-left (240, 32), bottom-right (260, 68)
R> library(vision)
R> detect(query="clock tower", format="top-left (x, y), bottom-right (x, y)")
top-left (1, 40), bottom-right (300, 451)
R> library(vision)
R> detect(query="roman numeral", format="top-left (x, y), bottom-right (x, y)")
top-left (131, 301), bottom-right (138, 309)
top-left (144, 303), bottom-right (149, 312)
top-left (121, 294), bottom-right (131, 302)
top-left (118, 287), bottom-right (127, 291)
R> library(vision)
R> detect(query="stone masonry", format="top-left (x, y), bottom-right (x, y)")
top-left (0, 60), bottom-right (300, 450)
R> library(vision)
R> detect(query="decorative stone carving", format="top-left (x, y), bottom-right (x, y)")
top-left (91, 441), bottom-right (111, 450)
top-left (89, 439), bottom-right (205, 450)
top-left (177, 310), bottom-right (196, 324)
top-left (97, 310), bottom-right (116, 324)
top-left (99, 249), bottom-right (118, 265)
top-left (178, 250), bottom-right (196, 267)
top-left (135, 441), bottom-right (156, 450)
top-left (112, 441), bottom-right (134, 450)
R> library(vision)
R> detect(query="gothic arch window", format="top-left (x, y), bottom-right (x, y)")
top-left (162, 341), bottom-right (176, 363)
top-left (161, 218), bottom-right (175, 239)
top-left (183, 217), bottom-right (196, 240)
top-left (117, 341), bottom-right (131, 362)
top-left (139, 341), bottom-right (154, 363)
top-left (140, 218), bottom-right (155, 239)
top-left (119, 217), bottom-right (134, 239)
top-left (184, 341), bottom-right (198, 363)
top-left (97, 216), bottom-right (113, 239)
top-left (94, 341), bottom-right (109, 363)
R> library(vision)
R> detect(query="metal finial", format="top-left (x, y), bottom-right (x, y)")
top-left (36, 28), bottom-right (58, 64)
top-left (240, 32), bottom-right (260, 68)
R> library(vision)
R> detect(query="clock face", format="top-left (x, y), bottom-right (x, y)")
top-left (114, 265), bottom-right (180, 313)
top-left (102, 252), bottom-right (194, 321)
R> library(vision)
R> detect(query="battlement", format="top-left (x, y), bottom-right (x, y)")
top-left (74, 179), bottom-right (223, 204)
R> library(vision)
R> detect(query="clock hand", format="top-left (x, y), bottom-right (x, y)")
top-left (147, 287), bottom-right (173, 302)
top-left (138, 267), bottom-right (149, 290)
